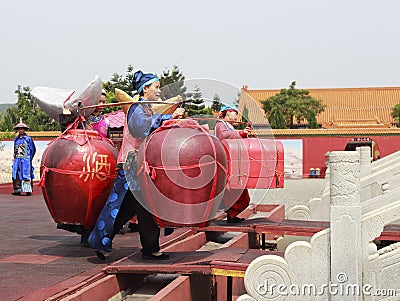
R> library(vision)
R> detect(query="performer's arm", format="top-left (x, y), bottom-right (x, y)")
top-left (29, 137), bottom-right (37, 158)
top-left (127, 104), bottom-right (172, 138)
top-left (215, 121), bottom-right (242, 140)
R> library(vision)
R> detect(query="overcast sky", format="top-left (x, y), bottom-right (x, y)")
top-left (1, 0), bottom-right (400, 104)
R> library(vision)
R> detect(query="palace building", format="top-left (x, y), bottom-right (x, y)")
top-left (238, 85), bottom-right (400, 178)
top-left (239, 85), bottom-right (400, 129)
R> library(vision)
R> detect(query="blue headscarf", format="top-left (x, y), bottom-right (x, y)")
top-left (220, 104), bottom-right (238, 112)
top-left (132, 70), bottom-right (159, 93)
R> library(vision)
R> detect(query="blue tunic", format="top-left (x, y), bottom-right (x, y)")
top-left (12, 134), bottom-right (36, 181)
top-left (88, 100), bottom-right (172, 253)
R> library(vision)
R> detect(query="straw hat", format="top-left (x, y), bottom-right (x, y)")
top-left (13, 118), bottom-right (29, 130)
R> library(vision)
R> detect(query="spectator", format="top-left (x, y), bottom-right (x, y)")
top-left (12, 119), bottom-right (36, 196)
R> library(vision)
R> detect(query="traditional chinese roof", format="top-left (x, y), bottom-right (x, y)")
top-left (105, 110), bottom-right (125, 128)
top-left (270, 128), bottom-right (400, 137)
top-left (239, 86), bottom-right (400, 128)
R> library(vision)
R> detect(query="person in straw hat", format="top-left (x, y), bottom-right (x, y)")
top-left (12, 119), bottom-right (36, 196)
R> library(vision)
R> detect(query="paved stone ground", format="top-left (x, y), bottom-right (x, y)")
top-left (0, 178), bottom-right (327, 300)
top-left (250, 178), bottom-right (327, 214)
top-left (0, 190), bottom-right (142, 301)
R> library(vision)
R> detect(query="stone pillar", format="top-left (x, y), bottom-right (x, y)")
top-left (324, 151), bottom-right (331, 180)
top-left (358, 146), bottom-right (372, 202)
top-left (329, 151), bottom-right (362, 301)
top-left (358, 146), bottom-right (372, 179)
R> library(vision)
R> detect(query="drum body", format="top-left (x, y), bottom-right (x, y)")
top-left (40, 129), bottom-right (118, 229)
top-left (222, 138), bottom-right (284, 189)
top-left (136, 120), bottom-right (228, 227)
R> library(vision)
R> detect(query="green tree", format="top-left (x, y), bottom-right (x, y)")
top-left (0, 65), bottom-right (189, 129)
top-left (101, 65), bottom-right (136, 114)
top-left (391, 103), bottom-right (400, 126)
top-left (103, 65), bottom-right (135, 96)
top-left (185, 86), bottom-right (206, 116)
top-left (159, 65), bottom-right (187, 100)
top-left (211, 94), bottom-right (222, 112)
top-left (261, 81), bottom-right (325, 129)
top-left (101, 65), bottom-right (187, 114)
top-left (0, 86), bottom-right (60, 131)
top-left (0, 106), bottom-right (17, 131)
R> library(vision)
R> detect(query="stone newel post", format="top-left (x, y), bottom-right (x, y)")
top-left (329, 151), bottom-right (362, 301)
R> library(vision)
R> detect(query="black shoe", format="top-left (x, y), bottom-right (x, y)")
top-left (26, 192), bottom-right (31, 196)
top-left (80, 235), bottom-right (90, 247)
top-left (11, 191), bottom-right (21, 196)
top-left (164, 228), bottom-right (174, 236)
top-left (80, 240), bottom-right (90, 248)
top-left (142, 252), bottom-right (170, 260)
top-left (95, 251), bottom-right (106, 261)
top-left (227, 216), bottom-right (245, 224)
top-left (128, 223), bottom-right (139, 232)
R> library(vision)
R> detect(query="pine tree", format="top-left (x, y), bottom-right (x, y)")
top-left (261, 81), bottom-right (325, 129)
top-left (211, 94), bottom-right (222, 112)
top-left (0, 86), bottom-right (60, 131)
top-left (101, 65), bottom-right (135, 113)
top-left (159, 65), bottom-right (187, 100)
top-left (185, 86), bottom-right (205, 116)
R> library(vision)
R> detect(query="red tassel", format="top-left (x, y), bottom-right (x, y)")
top-left (38, 166), bottom-right (48, 187)
top-left (150, 168), bottom-right (157, 180)
top-left (144, 161), bottom-right (150, 174)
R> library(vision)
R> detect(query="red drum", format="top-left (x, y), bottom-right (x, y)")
top-left (222, 138), bottom-right (284, 189)
top-left (137, 119), bottom-right (228, 227)
top-left (39, 129), bottom-right (118, 229)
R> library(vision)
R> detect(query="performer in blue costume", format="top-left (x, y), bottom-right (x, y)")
top-left (12, 120), bottom-right (36, 196)
top-left (89, 70), bottom-right (185, 260)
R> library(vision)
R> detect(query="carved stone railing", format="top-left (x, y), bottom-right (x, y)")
top-left (288, 147), bottom-right (400, 222)
top-left (238, 150), bottom-right (400, 300)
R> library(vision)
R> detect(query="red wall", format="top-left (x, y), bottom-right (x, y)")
top-left (275, 135), bottom-right (400, 178)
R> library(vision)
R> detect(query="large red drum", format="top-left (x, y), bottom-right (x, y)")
top-left (136, 119), bottom-right (228, 227)
top-left (39, 129), bottom-right (118, 229)
top-left (222, 138), bottom-right (284, 189)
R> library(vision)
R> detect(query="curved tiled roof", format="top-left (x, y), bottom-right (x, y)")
top-left (239, 86), bottom-right (400, 128)
top-left (105, 110), bottom-right (125, 128)
top-left (270, 128), bottom-right (400, 136)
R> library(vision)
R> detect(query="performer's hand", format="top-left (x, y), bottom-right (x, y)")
top-left (244, 126), bottom-right (251, 135)
top-left (172, 108), bottom-right (185, 119)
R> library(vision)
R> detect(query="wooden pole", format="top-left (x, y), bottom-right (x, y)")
top-left (78, 100), bottom-right (181, 110)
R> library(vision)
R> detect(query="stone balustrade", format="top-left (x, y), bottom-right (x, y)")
top-left (239, 150), bottom-right (400, 300)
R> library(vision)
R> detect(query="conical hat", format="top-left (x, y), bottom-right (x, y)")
top-left (115, 88), bottom-right (181, 115)
top-left (13, 118), bottom-right (29, 130)
top-left (154, 95), bottom-right (182, 114)
top-left (115, 88), bottom-right (139, 115)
